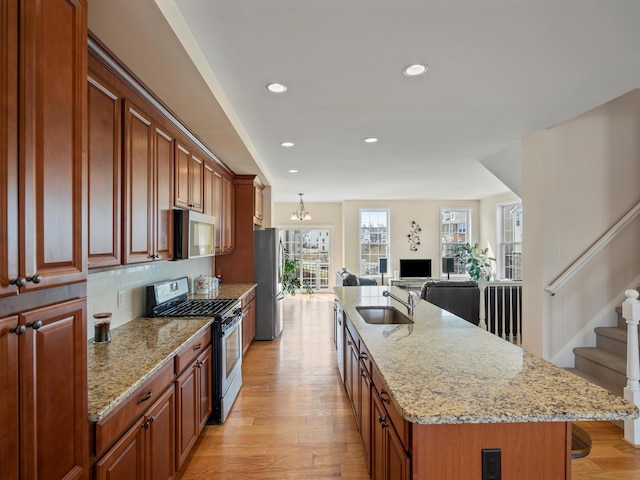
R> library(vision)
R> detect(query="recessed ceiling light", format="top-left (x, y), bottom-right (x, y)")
top-left (266, 83), bottom-right (287, 93)
top-left (281, 142), bottom-right (295, 147)
top-left (288, 169), bottom-right (299, 173)
top-left (364, 137), bottom-right (378, 143)
top-left (403, 64), bottom-right (428, 77)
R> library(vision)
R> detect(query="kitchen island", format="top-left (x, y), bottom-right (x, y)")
top-left (334, 286), bottom-right (638, 479)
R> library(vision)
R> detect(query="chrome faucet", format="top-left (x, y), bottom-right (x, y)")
top-left (382, 290), bottom-right (414, 317)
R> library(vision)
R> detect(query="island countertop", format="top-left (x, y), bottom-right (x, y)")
top-left (334, 285), bottom-right (639, 425)
top-left (87, 283), bottom-right (256, 423)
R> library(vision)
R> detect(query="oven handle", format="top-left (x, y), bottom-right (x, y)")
top-left (220, 310), bottom-right (243, 335)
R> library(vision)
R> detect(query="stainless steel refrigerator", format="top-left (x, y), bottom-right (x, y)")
top-left (253, 228), bottom-right (284, 340)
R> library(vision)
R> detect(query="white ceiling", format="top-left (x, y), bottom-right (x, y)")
top-left (87, 0), bottom-right (640, 203)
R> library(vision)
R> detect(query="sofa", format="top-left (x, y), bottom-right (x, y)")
top-left (420, 279), bottom-right (522, 337)
top-left (335, 268), bottom-right (377, 286)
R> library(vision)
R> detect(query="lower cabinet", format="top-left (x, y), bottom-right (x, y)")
top-left (95, 385), bottom-right (176, 480)
top-left (371, 387), bottom-right (410, 480)
top-left (176, 344), bottom-right (212, 470)
top-left (0, 298), bottom-right (88, 480)
top-left (241, 287), bottom-right (256, 356)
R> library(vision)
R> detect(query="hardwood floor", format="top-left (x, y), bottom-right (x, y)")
top-left (177, 294), bottom-right (640, 480)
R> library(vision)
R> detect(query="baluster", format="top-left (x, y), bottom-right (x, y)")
top-left (478, 279), bottom-right (487, 330)
top-left (500, 285), bottom-right (506, 340)
top-left (622, 289), bottom-right (640, 446)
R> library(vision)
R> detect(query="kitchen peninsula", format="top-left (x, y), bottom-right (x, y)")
top-left (334, 286), bottom-right (638, 480)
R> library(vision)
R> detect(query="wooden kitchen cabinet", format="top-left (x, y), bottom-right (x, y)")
top-left (175, 140), bottom-right (204, 212)
top-left (203, 160), bottom-right (215, 217)
top-left (345, 327), bottom-right (361, 430)
top-left (253, 179), bottom-right (264, 225)
top-left (175, 329), bottom-right (212, 470)
top-left (241, 286), bottom-right (257, 355)
top-left (95, 385), bottom-right (176, 480)
top-left (87, 72), bottom-right (122, 269)
top-left (371, 388), bottom-right (410, 480)
top-left (1, 299), bottom-right (88, 480)
top-left (123, 99), bottom-right (174, 264)
top-left (222, 174), bottom-right (235, 253)
top-left (1, 0), bottom-right (87, 297)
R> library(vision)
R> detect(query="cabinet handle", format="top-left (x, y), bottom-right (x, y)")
top-left (378, 416), bottom-right (388, 429)
top-left (136, 390), bottom-right (153, 405)
top-left (148, 416), bottom-right (155, 424)
top-left (26, 321), bottom-right (42, 330)
top-left (347, 340), bottom-right (352, 346)
top-left (380, 390), bottom-right (391, 404)
top-left (142, 421), bottom-right (149, 430)
top-left (26, 274), bottom-right (41, 284)
top-left (10, 325), bottom-right (26, 336)
top-left (193, 343), bottom-right (202, 351)
top-left (360, 352), bottom-right (369, 360)
top-left (9, 277), bottom-right (27, 287)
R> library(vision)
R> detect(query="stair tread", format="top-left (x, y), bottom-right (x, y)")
top-left (594, 326), bottom-right (627, 342)
top-left (565, 368), bottom-right (623, 396)
top-left (573, 347), bottom-right (626, 373)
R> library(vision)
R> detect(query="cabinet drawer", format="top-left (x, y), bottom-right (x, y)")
top-left (242, 287), bottom-right (256, 308)
top-left (95, 360), bottom-right (174, 457)
top-left (372, 364), bottom-right (410, 451)
top-left (359, 342), bottom-right (371, 375)
top-left (345, 318), bottom-right (359, 348)
top-left (175, 328), bottom-right (211, 374)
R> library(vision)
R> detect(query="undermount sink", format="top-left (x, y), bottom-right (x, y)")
top-left (356, 306), bottom-right (414, 325)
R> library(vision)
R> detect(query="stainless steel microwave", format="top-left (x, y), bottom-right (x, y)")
top-left (173, 209), bottom-right (216, 260)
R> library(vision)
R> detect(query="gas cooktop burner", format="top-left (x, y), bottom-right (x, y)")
top-left (154, 298), bottom-right (237, 318)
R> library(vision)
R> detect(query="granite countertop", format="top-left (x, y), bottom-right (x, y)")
top-left (87, 283), bottom-right (256, 423)
top-left (334, 285), bottom-right (639, 425)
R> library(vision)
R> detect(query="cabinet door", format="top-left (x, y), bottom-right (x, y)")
top-left (147, 386), bottom-right (176, 480)
top-left (197, 346), bottom-right (213, 431)
top-left (19, 299), bottom-right (87, 480)
top-left (190, 154), bottom-right (204, 212)
top-left (123, 100), bottom-right (154, 264)
top-left (0, 0), bottom-right (19, 298)
top-left (174, 142), bottom-right (190, 210)
top-left (95, 417), bottom-right (146, 480)
top-left (19, 0), bottom-right (87, 291)
top-left (386, 422), bottom-right (410, 480)
top-left (154, 127), bottom-right (174, 261)
top-left (371, 391), bottom-right (386, 480)
top-left (176, 360), bottom-right (199, 470)
top-left (203, 161), bottom-right (214, 217)
top-left (222, 175), bottom-right (234, 252)
top-left (87, 75), bottom-right (121, 268)
top-left (0, 315), bottom-right (20, 479)
top-left (213, 171), bottom-right (223, 254)
top-left (359, 364), bottom-right (372, 472)
top-left (345, 333), bottom-right (360, 428)
top-left (254, 183), bottom-right (263, 224)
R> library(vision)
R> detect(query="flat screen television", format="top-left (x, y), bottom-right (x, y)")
top-left (399, 259), bottom-right (432, 279)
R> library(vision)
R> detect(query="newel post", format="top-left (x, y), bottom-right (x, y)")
top-left (622, 289), bottom-right (640, 446)
top-left (478, 279), bottom-right (487, 331)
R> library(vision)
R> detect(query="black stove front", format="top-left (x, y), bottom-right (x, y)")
top-left (152, 298), bottom-right (238, 319)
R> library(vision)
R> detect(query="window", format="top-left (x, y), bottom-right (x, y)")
top-left (280, 229), bottom-right (331, 291)
top-left (440, 208), bottom-right (471, 275)
top-left (359, 210), bottom-right (389, 276)
top-left (499, 202), bottom-right (523, 280)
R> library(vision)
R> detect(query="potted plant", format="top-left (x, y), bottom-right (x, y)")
top-left (452, 242), bottom-right (495, 282)
top-left (282, 249), bottom-right (301, 295)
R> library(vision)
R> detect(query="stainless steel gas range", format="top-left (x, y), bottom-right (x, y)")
top-left (146, 276), bottom-right (242, 424)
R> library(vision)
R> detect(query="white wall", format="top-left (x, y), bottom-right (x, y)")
top-left (87, 256), bottom-right (213, 339)
top-left (522, 89), bottom-right (640, 365)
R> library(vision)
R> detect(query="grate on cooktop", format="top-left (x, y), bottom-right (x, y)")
top-left (156, 298), bottom-right (237, 318)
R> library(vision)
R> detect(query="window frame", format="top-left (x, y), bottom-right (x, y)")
top-left (439, 207), bottom-right (472, 277)
top-left (497, 201), bottom-right (523, 280)
top-left (358, 209), bottom-right (390, 277)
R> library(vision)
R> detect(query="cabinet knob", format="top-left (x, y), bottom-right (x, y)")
top-left (27, 320), bottom-right (42, 330)
top-left (10, 325), bottom-right (26, 336)
top-left (27, 274), bottom-right (42, 284)
top-left (378, 416), bottom-right (388, 429)
top-left (9, 277), bottom-right (27, 287)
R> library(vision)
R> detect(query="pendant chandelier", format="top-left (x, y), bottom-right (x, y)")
top-left (290, 193), bottom-right (312, 221)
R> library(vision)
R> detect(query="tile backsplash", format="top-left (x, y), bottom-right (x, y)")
top-left (87, 257), bottom-right (213, 339)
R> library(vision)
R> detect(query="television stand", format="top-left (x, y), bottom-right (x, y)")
top-left (389, 278), bottom-right (431, 292)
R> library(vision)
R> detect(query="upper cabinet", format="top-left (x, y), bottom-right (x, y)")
top-left (87, 73), bottom-right (122, 269)
top-left (122, 100), bottom-right (174, 264)
top-left (1, 0), bottom-right (87, 298)
top-left (175, 140), bottom-right (203, 212)
top-left (253, 178), bottom-right (264, 226)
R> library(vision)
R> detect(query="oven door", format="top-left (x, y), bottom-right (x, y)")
top-left (219, 314), bottom-right (242, 422)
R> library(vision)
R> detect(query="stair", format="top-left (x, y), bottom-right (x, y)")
top-left (571, 306), bottom-right (639, 397)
